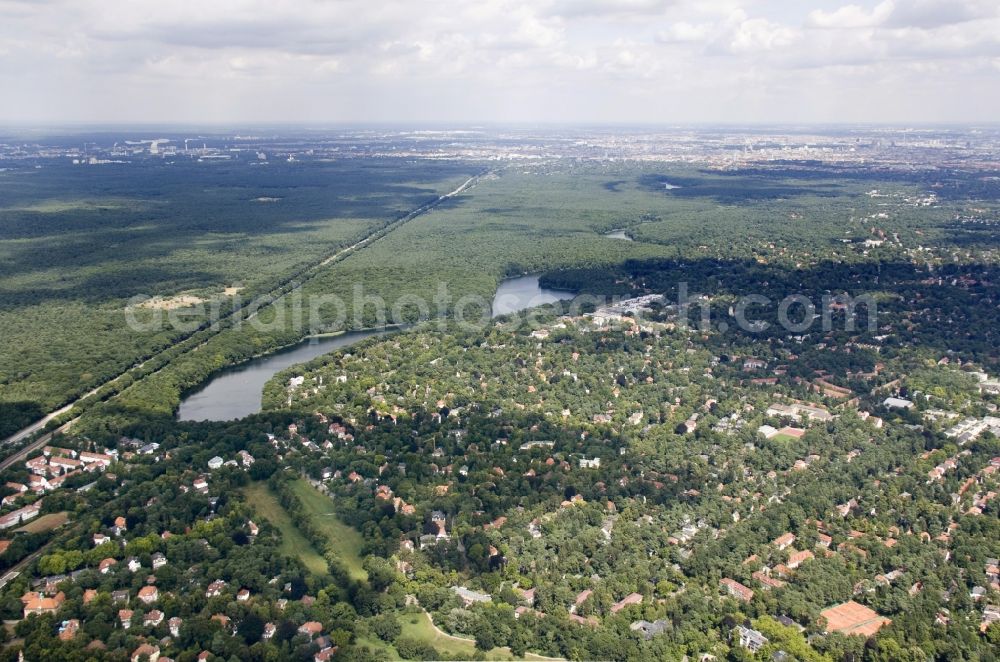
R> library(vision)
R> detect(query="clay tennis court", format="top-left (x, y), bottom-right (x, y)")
top-left (820, 601), bottom-right (891, 637)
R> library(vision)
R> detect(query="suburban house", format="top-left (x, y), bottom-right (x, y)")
top-left (119, 609), bottom-right (134, 629)
top-left (22, 590), bottom-right (65, 618)
top-left (137, 586), bottom-right (159, 604)
top-left (205, 580), bottom-right (227, 597)
top-left (452, 586), bottom-right (491, 606)
top-left (772, 532), bottom-right (796, 550)
top-left (787, 549), bottom-right (815, 569)
top-left (720, 578), bottom-right (754, 602)
top-left (630, 619), bottom-right (669, 639)
top-left (610, 592), bottom-right (644, 613)
top-left (734, 625), bottom-right (768, 653)
top-left (130, 643), bottom-right (159, 662)
top-left (169, 616), bottom-right (183, 637)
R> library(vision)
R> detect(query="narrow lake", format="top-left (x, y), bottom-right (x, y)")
top-left (177, 329), bottom-right (388, 422)
top-left (178, 275), bottom-right (573, 422)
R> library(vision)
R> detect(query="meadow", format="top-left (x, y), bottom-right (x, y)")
top-left (242, 479), bottom-right (367, 581)
top-left (241, 481), bottom-right (329, 576)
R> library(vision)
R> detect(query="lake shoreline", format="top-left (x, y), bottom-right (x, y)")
top-left (179, 275), bottom-right (573, 422)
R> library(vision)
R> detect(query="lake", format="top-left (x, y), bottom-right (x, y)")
top-left (491, 274), bottom-right (574, 318)
top-left (178, 275), bottom-right (573, 421)
top-left (176, 329), bottom-right (388, 422)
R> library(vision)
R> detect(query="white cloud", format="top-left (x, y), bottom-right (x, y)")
top-left (542, 0), bottom-right (678, 19)
top-left (655, 21), bottom-right (712, 44)
top-left (884, 0), bottom-right (999, 29)
top-left (0, 0), bottom-right (996, 123)
top-left (723, 17), bottom-right (799, 54)
top-left (807, 1), bottom-right (895, 29)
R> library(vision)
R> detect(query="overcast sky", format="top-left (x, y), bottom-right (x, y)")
top-left (1, 0), bottom-right (998, 124)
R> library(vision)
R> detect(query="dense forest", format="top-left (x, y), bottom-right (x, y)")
top-left (0, 151), bottom-right (997, 660)
top-left (56, 162), bottom-right (998, 436)
top-left (0, 157), bottom-right (477, 412)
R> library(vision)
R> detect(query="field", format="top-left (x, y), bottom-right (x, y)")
top-left (362, 610), bottom-right (561, 661)
top-left (286, 479), bottom-right (368, 581)
top-left (241, 482), bottom-right (328, 575)
top-left (14, 511), bottom-right (69, 534)
top-left (242, 480), bottom-right (367, 581)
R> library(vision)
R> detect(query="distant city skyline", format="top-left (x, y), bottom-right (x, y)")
top-left (1, 0), bottom-right (998, 124)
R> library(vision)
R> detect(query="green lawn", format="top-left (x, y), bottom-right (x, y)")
top-left (15, 511), bottom-right (69, 534)
top-left (395, 611), bottom-right (563, 661)
top-left (399, 611), bottom-right (479, 658)
top-left (242, 482), bottom-right (328, 575)
top-left (287, 479), bottom-right (368, 581)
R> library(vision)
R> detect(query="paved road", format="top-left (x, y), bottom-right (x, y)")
top-left (0, 422), bottom-right (72, 473)
top-left (5, 402), bottom-right (74, 447)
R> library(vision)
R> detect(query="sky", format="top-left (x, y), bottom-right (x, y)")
top-left (1, 0), bottom-right (998, 125)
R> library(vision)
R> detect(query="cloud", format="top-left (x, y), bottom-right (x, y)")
top-left (807, 1), bottom-right (895, 29)
top-left (0, 0), bottom-right (997, 123)
top-left (655, 21), bottom-right (712, 44)
top-left (705, 12), bottom-right (800, 56)
top-left (884, 0), bottom-right (999, 29)
top-left (542, 0), bottom-right (677, 19)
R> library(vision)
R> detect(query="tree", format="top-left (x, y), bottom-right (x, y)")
top-left (370, 613), bottom-right (401, 642)
top-left (473, 616), bottom-right (497, 651)
top-left (240, 611), bottom-right (266, 644)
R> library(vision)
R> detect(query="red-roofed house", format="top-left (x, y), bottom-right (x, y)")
top-left (138, 586), bottom-right (159, 604)
top-left (773, 532), bottom-right (796, 550)
top-left (131, 643), bottom-right (159, 662)
top-left (610, 592), bottom-right (643, 613)
top-left (23, 590), bottom-right (65, 618)
top-left (787, 549), bottom-right (815, 569)
top-left (119, 609), bottom-right (134, 629)
top-left (720, 578), bottom-right (754, 602)
top-left (298, 621), bottom-right (323, 638)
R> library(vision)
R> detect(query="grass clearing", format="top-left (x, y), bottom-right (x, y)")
top-left (397, 611), bottom-right (563, 661)
top-left (241, 480), bottom-right (368, 581)
top-left (15, 511), bottom-right (68, 533)
top-left (242, 482), bottom-right (328, 575)
top-left (287, 479), bottom-right (368, 581)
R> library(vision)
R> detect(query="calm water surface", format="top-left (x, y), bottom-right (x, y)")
top-left (178, 275), bottom-right (572, 421)
top-left (177, 330), bottom-right (387, 422)
top-left (491, 275), bottom-right (573, 318)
